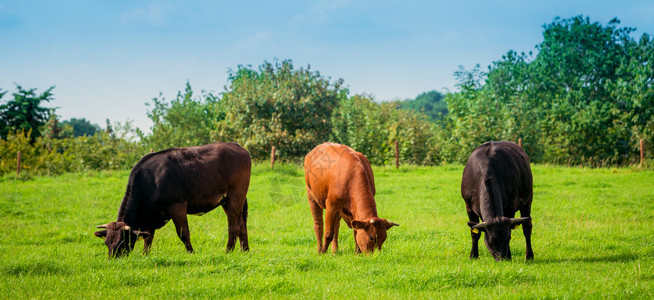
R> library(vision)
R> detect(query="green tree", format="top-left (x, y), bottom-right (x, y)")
top-left (42, 110), bottom-right (64, 140)
top-left (139, 81), bottom-right (218, 151)
top-left (213, 59), bottom-right (347, 160)
top-left (399, 90), bottom-right (448, 121)
top-left (441, 65), bottom-right (504, 163)
top-left (0, 85), bottom-right (55, 141)
top-left (332, 94), bottom-right (437, 165)
top-left (61, 118), bottom-right (101, 137)
top-left (608, 32), bottom-right (654, 162)
top-left (331, 94), bottom-right (393, 164)
top-left (532, 16), bottom-right (637, 163)
top-left (441, 16), bottom-right (654, 165)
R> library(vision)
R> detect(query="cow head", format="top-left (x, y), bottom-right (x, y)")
top-left (351, 218), bottom-right (399, 253)
top-left (468, 217), bottom-right (530, 261)
top-left (94, 221), bottom-right (150, 259)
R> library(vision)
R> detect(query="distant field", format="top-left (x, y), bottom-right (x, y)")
top-left (0, 164), bottom-right (652, 298)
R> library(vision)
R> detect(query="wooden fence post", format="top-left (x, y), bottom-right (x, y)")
top-left (518, 138), bottom-right (522, 148)
top-left (271, 146), bottom-right (276, 169)
top-left (395, 140), bottom-right (399, 169)
top-left (640, 139), bottom-right (645, 167)
top-left (17, 151), bottom-right (21, 177)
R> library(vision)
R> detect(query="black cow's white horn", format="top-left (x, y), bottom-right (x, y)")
top-left (472, 222), bottom-right (488, 229)
top-left (510, 217), bottom-right (530, 225)
top-left (97, 224), bottom-right (108, 229)
top-left (123, 225), bottom-right (131, 231)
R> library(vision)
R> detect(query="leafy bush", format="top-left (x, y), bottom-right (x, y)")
top-left (139, 82), bottom-right (218, 151)
top-left (213, 59), bottom-right (346, 161)
top-left (331, 94), bottom-right (438, 165)
top-left (0, 131), bottom-right (145, 176)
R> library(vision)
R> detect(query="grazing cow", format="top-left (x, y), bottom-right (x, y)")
top-left (461, 141), bottom-right (534, 261)
top-left (304, 142), bottom-right (398, 254)
top-left (94, 142), bottom-right (251, 258)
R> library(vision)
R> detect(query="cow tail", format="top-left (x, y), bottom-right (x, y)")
top-left (241, 198), bottom-right (248, 226)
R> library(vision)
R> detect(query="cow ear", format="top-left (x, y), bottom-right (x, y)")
top-left (132, 230), bottom-right (150, 241)
top-left (385, 221), bottom-right (399, 230)
top-left (95, 230), bottom-right (107, 239)
top-left (351, 220), bottom-right (369, 230)
top-left (467, 221), bottom-right (486, 232)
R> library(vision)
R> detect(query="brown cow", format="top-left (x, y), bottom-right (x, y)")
top-left (304, 142), bottom-right (398, 254)
top-left (94, 142), bottom-right (251, 258)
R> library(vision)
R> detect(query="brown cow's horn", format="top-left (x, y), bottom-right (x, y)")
top-left (97, 224), bottom-right (108, 229)
top-left (472, 222), bottom-right (488, 229)
top-left (370, 219), bottom-right (375, 224)
top-left (510, 217), bottom-right (530, 225)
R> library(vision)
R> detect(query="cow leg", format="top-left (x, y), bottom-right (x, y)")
top-left (143, 230), bottom-right (155, 255)
top-left (353, 230), bottom-right (362, 253)
top-left (171, 203), bottom-right (193, 253)
top-left (222, 193), bottom-right (247, 253)
top-left (467, 208), bottom-right (481, 259)
top-left (320, 207), bottom-right (340, 254)
top-left (238, 198), bottom-right (249, 252)
top-left (520, 206), bottom-right (534, 260)
top-left (307, 190), bottom-right (324, 252)
top-left (332, 217), bottom-right (341, 254)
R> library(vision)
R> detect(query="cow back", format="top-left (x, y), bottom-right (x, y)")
top-left (304, 143), bottom-right (376, 211)
top-left (462, 141), bottom-right (532, 218)
top-left (118, 142), bottom-right (251, 228)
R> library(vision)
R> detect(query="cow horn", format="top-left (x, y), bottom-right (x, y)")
top-left (369, 219), bottom-right (375, 224)
top-left (472, 222), bottom-right (488, 229)
top-left (97, 224), bottom-right (108, 229)
top-left (510, 217), bottom-right (530, 225)
top-left (388, 222), bottom-right (399, 227)
top-left (123, 225), bottom-right (131, 231)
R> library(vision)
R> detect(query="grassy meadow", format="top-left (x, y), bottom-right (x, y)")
top-left (0, 163), bottom-right (652, 298)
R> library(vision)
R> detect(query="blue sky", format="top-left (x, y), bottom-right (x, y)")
top-left (1, 1), bottom-right (654, 132)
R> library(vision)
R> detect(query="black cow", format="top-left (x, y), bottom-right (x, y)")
top-left (94, 142), bottom-right (251, 258)
top-left (461, 141), bottom-right (534, 261)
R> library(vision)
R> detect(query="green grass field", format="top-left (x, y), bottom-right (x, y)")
top-left (0, 164), bottom-right (652, 298)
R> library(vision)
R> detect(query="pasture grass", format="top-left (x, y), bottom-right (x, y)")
top-left (0, 163), bottom-right (652, 299)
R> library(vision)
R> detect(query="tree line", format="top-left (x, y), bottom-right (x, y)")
top-left (1, 15), bottom-right (652, 176)
top-left (441, 16), bottom-right (653, 165)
